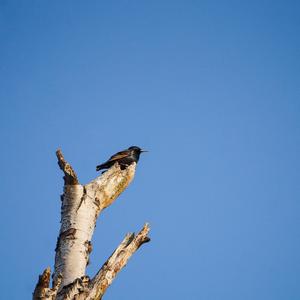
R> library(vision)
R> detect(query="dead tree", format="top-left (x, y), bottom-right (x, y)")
top-left (33, 149), bottom-right (150, 300)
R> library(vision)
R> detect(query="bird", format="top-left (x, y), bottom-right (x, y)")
top-left (96, 146), bottom-right (147, 171)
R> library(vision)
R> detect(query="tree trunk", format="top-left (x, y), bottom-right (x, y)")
top-left (33, 149), bottom-right (150, 300)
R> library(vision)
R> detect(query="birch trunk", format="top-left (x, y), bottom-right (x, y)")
top-left (33, 149), bottom-right (150, 300)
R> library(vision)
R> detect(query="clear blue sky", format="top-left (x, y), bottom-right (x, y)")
top-left (1, 1), bottom-right (299, 299)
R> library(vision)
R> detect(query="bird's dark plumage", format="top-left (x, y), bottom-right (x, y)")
top-left (96, 146), bottom-right (147, 171)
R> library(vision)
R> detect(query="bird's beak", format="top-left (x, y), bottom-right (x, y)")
top-left (140, 150), bottom-right (148, 153)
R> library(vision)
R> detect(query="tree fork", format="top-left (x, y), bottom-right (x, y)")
top-left (33, 149), bottom-right (150, 300)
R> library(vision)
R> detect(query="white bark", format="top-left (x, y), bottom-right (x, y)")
top-left (54, 161), bottom-right (136, 287)
top-left (33, 149), bottom-right (150, 300)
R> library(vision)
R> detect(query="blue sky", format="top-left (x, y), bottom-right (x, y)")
top-left (1, 1), bottom-right (300, 299)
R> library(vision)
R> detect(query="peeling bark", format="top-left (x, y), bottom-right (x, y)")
top-left (33, 149), bottom-right (150, 300)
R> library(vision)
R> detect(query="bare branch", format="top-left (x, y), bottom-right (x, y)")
top-left (33, 267), bottom-right (51, 300)
top-left (56, 149), bottom-right (79, 185)
top-left (33, 267), bottom-right (62, 300)
top-left (86, 162), bottom-right (137, 211)
top-left (87, 223), bottom-right (151, 300)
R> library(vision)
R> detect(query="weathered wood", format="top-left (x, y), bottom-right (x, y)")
top-left (56, 149), bottom-right (79, 185)
top-left (87, 224), bottom-right (150, 300)
top-left (33, 149), bottom-right (150, 300)
top-left (33, 267), bottom-right (62, 300)
top-left (53, 150), bottom-right (137, 287)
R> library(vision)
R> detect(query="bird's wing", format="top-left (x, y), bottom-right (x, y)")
top-left (108, 150), bottom-right (129, 162)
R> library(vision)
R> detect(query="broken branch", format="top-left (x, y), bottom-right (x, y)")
top-left (56, 149), bottom-right (79, 185)
top-left (87, 223), bottom-right (150, 300)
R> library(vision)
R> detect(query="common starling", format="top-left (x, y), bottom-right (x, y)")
top-left (96, 146), bottom-right (147, 171)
